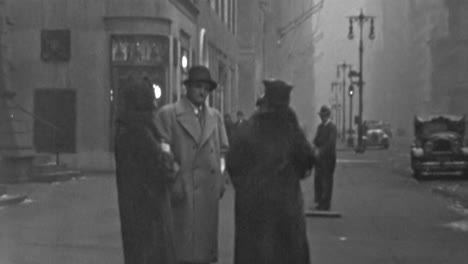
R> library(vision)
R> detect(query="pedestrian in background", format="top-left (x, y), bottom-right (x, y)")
top-left (227, 79), bottom-right (315, 264)
top-left (223, 113), bottom-right (235, 143)
top-left (313, 105), bottom-right (337, 211)
top-left (154, 65), bottom-right (229, 264)
top-left (114, 77), bottom-right (177, 264)
top-left (234, 110), bottom-right (246, 128)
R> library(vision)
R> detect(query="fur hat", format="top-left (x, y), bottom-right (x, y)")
top-left (262, 79), bottom-right (293, 107)
top-left (183, 65), bottom-right (217, 91)
top-left (121, 80), bottom-right (155, 111)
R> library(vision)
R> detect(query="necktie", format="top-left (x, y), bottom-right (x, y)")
top-left (195, 107), bottom-right (203, 126)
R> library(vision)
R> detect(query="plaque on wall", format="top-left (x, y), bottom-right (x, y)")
top-left (41, 30), bottom-right (71, 62)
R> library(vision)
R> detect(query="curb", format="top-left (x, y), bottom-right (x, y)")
top-left (30, 170), bottom-right (83, 183)
top-left (0, 194), bottom-right (28, 207)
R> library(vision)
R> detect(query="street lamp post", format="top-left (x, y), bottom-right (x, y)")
top-left (337, 62), bottom-right (352, 143)
top-left (331, 81), bottom-right (341, 132)
top-left (347, 9), bottom-right (375, 153)
top-left (348, 83), bottom-right (355, 147)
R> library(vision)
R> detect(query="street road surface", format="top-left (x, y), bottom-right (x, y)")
top-left (0, 140), bottom-right (468, 264)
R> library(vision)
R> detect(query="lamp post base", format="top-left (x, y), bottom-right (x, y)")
top-left (347, 137), bottom-right (354, 148)
top-left (305, 209), bottom-right (342, 218)
top-left (355, 144), bottom-right (366, 153)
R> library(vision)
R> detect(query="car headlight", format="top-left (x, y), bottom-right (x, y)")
top-left (424, 141), bottom-right (433, 153)
top-left (412, 147), bottom-right (424, 157)
top-left (462, 147), bottom-right (468, 155)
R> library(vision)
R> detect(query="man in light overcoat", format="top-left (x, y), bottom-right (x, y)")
top-left (154, 65), bottom-right (229, 264)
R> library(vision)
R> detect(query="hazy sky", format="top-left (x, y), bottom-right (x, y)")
top-left (314, 0), bottom-right (365, 114)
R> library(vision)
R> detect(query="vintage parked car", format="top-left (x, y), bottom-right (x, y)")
top-left (362, 120), bottom-right (390, 149)
top-left (410, 115), bottom-right (468, 179)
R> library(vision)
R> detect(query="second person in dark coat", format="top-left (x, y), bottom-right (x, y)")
top-left (226, 79), bottom-right (315, 264)
top-left (114, 78), bottom-right (177, 264)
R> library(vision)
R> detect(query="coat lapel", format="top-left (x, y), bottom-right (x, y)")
top-left (200, 107), bottom-right (217, 146)
top-left (175, 98), bottom-right (202, 143)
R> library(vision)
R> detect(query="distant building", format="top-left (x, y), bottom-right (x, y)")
top-left (236, 0), bottom-right (264, 115)
top-left (0, 0), bottom-right (239, 172)
top-left (364, 0), bottom-right (447, 135)
top-left (430, 0), bottom-right (468, 115)
top-left (237, 0), bottom-right (317, 131)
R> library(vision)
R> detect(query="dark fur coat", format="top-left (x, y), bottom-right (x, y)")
top-left (114, 110), bottom-right (177, 264)
top-left (226, 107), bottom-right (315, 264)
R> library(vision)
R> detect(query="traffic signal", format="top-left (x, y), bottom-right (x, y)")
top-left (349, 85), bottom-right (354, 96)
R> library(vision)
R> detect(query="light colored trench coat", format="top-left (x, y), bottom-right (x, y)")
top-left (154, 96), bottom-right (229, 263)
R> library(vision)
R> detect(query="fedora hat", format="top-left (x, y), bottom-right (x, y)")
top-left (183, 65), bottom-right (217, 90)
top-left (318, 105), bottom-right (331, 116)
top-left (262, 79), bottom-right (293, 107)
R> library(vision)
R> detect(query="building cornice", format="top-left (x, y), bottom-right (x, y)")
top-left (169, 0), bottom-right (199, 22)
top-left (103, 15), bottom-right (172, 25)
top-left (103, 16), bottom-right (172, 34)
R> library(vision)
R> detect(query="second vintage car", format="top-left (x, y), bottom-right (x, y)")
top-left (410, 115), bottom-right (468, 179)
top-left (362, 120), bottom-right (390, 149)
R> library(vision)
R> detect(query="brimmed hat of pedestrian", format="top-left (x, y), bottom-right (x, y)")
top-left (318, 105), bottom-right (331, 116)
top-left (262, 79), bottom-right (293, 107)
top-left (183, 65), bottom-right (218, 91)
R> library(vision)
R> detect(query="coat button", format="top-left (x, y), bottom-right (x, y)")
top-left (210, 169), bottom-right (215, 174)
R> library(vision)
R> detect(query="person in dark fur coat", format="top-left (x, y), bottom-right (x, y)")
top-left (226, 79), bottom-right (315, 264)
top-left (114, 77), bottom-right (177, 264)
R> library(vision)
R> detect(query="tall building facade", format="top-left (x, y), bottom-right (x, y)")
top-left (237, 0), bottom-right (317, 132)
top-left (275, 0), bottom-right (317, 133)
top-left (1, 0), bottom-right (239, 171)
top-left (430, 0), bottom-right (468, 115)
top-left (364, 0), bottom-right (447, 135)
top-left (236, 0), bottom-right (263, 115)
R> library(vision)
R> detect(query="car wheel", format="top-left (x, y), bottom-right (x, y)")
top-left (382, 139), bottom-right (389, 149)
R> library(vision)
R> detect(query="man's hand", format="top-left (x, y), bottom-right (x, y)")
top-left (314, 148), bottom-right (321, 158)
top-left (220, 157), bottom-right (226, 174)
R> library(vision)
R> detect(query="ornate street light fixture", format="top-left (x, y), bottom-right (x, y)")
top-left (347, 9), bottom-right (376, 153)
top-left (331, 81), bottom-right (341, 131)
top-left (348, 83), bottom-right (355, 147)
top-left (337, 62), bottom-right (353, 143)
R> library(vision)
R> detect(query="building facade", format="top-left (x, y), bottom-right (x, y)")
top-left (2, 0), bottom-right (239, 171)
top-left (430, 0), bottom-right (468, 115)
top-left (237, 0), bottom-right (317, 132)
top-left (364, 0), bottom-right (447, 135)
top-left (236, 0), bottom-right (265, 115)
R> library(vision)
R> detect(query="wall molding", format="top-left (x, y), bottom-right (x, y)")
top-left (169, 0), bottom-right (199, 22)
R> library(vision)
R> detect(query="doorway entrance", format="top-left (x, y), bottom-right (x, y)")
top-left (109, 34), bottom-right (170, 150)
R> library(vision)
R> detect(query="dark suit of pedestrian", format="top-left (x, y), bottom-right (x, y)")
top-left (313, 120), bottom-right (337, 210)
